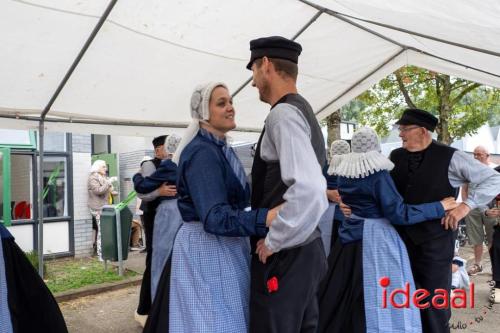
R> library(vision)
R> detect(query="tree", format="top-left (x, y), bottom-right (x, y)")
top-left (325, 110), bottom-right (341, 147)
top-left (323, 100), bottom-right (364, 147)
top-left (350, 66), bottom-right (500, 144)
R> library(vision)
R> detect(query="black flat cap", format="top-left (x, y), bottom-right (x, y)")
top-left (247, 36), bottom-right (302, 70)
top-left (152, 135), bottom-right (167, 147)
top-left (396, 108), bottom-right (438, 132)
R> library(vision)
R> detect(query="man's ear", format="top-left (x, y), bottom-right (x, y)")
top-left (262, 56), bottom-right (271, 72)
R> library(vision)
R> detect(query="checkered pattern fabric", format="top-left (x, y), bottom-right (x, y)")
top-left (151, 199), bottom-right (183, 301)
top-left (351, 127), bottom-right (381, 153)
top-left (330, 139), bottom-right (351, 156)
top-left (169, 222), bottom-right (251, 333)
top-left (361, 215), bottom-right (422, 333)
top-left (165, 134), bottom-right (182, 154)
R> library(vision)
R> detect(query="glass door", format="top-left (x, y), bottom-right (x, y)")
top-left (0, 147), bottom-right (11, 226)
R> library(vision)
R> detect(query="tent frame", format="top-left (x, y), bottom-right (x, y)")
top-left (3, 0), bottom-right (496, 275)
top-left (36, 0), bottom-right (118, 277)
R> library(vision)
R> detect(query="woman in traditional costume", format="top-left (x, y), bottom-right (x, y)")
top-left (318, 127), bottom-right (457, 333)
top-left (168, 82), bottom-right (281, 333)
top-left (133, 134), bottom-right (182, 333)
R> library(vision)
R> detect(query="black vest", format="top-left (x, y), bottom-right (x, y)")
top-left (390, 141), bottom-right (458, 244)
top-left (251, 94), bottom-right (326, 209)
top-left (250, 94), bottom-right (326, 248)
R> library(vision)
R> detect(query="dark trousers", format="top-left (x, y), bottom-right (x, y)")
top-left (250, 238), bottom-right (327, 333)
top-left (137, 210), bottom-right (155, 315)
top-left (400, 231), bottom-right (455, 333)
top-left (490, 225), bottom-right (500, 286)
top-left (143, 256), bottom-right (172, 333)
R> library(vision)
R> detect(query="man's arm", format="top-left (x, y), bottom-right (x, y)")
top-left (261, 104), bottom-right (328, 253)
top-left (443, 151), bottom-right (500, 229)
top-left (448, 151), bottom-right (500, 209)
top-left (135, 160), bottom-right (160, 202)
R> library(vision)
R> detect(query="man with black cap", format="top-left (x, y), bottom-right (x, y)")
top-left (247, 36), bottom-right (328, 332)
top-left (134, 135), bottom-right (176, 326)
top-left (389, 108), bottom-right (500, 332)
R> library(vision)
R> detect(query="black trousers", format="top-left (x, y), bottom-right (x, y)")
top-left (400, 231), bottom-right (455, 333)
top-left (250, 238), bottom-right (327, 333)
top-left (143, 256), bottom-right (172, 333)
top-left (137, 210), bottom-right (155, 315)
top-left (490, 225), bottom-right (500, 286)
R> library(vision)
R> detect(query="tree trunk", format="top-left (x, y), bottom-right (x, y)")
top-left (436, 75), bottom-right (453, 144)
top-left (326, 110), bottom-right (341, 147)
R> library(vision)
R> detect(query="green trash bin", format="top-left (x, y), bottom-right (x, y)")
top-left (100, 204), bottom-right (133, 261)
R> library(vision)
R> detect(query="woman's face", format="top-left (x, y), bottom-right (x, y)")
top-left (98, 164), bottom-right (107, 175)
top-left (207, 86), bottom-right (236, 134)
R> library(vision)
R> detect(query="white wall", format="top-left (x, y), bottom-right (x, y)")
top-left (461, 124), bottom-right (496, 153)
top-left (111, 136), bottom-right (154, 154)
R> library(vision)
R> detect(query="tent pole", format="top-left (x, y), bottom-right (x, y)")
top-left (36, 0), bottom-right (119, 277)
top-left (232, 9), bottom-right (324, 97)
top-left (299, 0), bottom-right (500, 58)
top-left (37, 120), bottom-right (45, 277)
top-left (314, 48), bottom-right (406, 117)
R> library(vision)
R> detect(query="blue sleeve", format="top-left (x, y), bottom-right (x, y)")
top-left (133, 160), bottom-right (177, 194)
top-left (323, 164), bottom-right (338, 190)
top-left (184, 148), bottom-right (268, 237)
top-left (133, 173), bottom-right (163, 194)
top-left (372, 171), bottom-right (445, 225)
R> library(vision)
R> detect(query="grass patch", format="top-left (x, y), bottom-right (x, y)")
top-left (44, 257), bottom-right (138, 294)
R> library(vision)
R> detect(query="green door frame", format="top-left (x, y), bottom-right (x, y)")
top-left (0, 147), bottom-right (11, 226)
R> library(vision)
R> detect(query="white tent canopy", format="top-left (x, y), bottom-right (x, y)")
top-left (1, 0), bottom-right (500, 138)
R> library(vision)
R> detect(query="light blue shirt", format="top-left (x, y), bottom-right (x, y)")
top-left (259, 103), bottom-right (328, 252)
top-left (448, 151), bottom-right (500, 209)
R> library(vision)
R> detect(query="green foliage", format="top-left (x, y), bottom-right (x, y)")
top-left (342, 66), bottom-right (500, 143)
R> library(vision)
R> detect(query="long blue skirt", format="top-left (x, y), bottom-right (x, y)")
top-left (151, 199), bottom-right (183, 301)
top-left (169, 222), bottom-right (251, 333)
top-left (361, 216), bottom-right (422, 333)
top-left (0, 235), bottom-right (13, 333)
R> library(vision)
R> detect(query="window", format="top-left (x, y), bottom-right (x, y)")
top-left (0, 147), bottom-right (11, 226)
top-left (43, 132), bottom-right (66, 152)
top-left (43, 157), bottom-right (68, 218)
top-left (10, 155), bottom-right (33, 220)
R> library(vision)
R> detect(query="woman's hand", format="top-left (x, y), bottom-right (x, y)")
top-left (440, 197), bottom-right (459, 211)
top-left (339, 202), bottom-right (352, 217)
top-left (266, 203), bottom-right (284, 227)
top-left (327, 189), bottom-right (341, 203)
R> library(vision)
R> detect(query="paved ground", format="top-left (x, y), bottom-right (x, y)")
top-left (59, 246), bottom-right (499, 332)
top-left (448, 246), bottom-right (499, 332)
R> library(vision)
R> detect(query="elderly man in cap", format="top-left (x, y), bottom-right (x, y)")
top-left (388, 108), bottom-right (500, 333)
top-left (247, 36), bottom-right (328, 332)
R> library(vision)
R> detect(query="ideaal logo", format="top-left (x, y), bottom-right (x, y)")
top-left (379, 277), bottom-right (474, 309)
top-left (378, 277), bottom-right (496, 330)
top-left (449, 281), bottom-right (496, 330)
